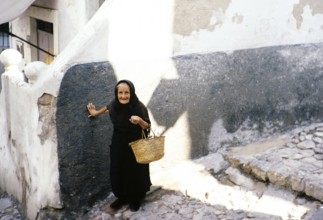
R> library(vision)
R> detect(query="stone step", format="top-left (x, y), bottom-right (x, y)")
top-left (224, 123), bottom-right (323, 202)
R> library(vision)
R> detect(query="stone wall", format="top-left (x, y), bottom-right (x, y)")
top-left (148, 43), bottom-right (323, 158)
top-left (59, 42), bottom-right (323, 160)
top-left (54, 43), bottom-right (323, 214)
top-left (56, 62), bottom-right (116, 210)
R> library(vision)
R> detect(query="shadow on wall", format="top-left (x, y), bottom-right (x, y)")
top-left (148, 44), bottom-right (323, 159)
top-left (54, 43), bottom-right (323, 214)
top-left (56, 62), bottom-right (117, 211)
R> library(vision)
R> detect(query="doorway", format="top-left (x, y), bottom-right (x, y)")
top-left (36, 19), bottom-right (54, 64)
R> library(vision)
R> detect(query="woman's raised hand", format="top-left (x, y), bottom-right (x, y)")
top-left (87, 102), bottom-right (97, 117)
top-left (87, 103), bottom-right (108, 117)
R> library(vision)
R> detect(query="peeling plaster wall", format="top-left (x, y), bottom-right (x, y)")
top-left (293, 0), bottom-right (323, 29)
top-left (0, 72), bottom-right (61, 219)
top-left (173, 0), bottom-right (323, 55)
top-left (174, 0), bottom-right (231, 36)
top-left (37, 93), bottom-right (57, 146)
top-left (0, 2), bottom-right (139, 218)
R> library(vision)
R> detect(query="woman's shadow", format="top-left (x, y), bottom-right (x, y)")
top-left (147, 46), bottom-right (322, 159)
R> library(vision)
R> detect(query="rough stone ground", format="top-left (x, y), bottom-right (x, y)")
top-left (225, 123), bottom-right (323, 202)
top-left (0, 191), bottom-right (23, 220)
top-left (1, 123), bottom-right (323, 219)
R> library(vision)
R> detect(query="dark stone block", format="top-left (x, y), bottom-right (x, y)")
top-left (56, 62), bottom-right (116, 211)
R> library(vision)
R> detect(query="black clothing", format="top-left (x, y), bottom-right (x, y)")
top-left (110, 198), bottom-right (128, 210)
top-left (107, 80), bottom-right (151, 202)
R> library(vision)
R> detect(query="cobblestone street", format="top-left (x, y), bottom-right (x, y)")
top-left (1, 123), bottom-right (323, 220)
top-left (0, 191), bottom-right (23, 220)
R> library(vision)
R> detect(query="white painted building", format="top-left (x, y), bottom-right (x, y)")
top-left (1, 0), bottom-right (323, 219)
top-left (4, 0), bottom-right (105, 65)
top-left (3, 0), bottom-right (323, 65)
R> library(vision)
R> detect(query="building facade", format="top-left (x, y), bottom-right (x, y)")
top-left (0, 0), bottom-right (323, 219)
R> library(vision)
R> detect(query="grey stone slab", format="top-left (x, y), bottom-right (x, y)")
top-left (314, 132), bottom-right (323, 137)
top-left (266, 164), bottom-right (291, 186)
top-left (303, 176), bottom-right (323, 201)
top-left (306, 207), bottom-right (323, 220)
top-left (0, 198), bottom-right (12, 211)
top-left (225, 167), bottom-right (256, 189)
top-left (314, 154), bottom-right (323, 160)
top-left (248, 161), bottom-right (272, 181)
top-left (297, 140), bottom-right (316, 149)
top-left (313, 137), bottom-right (323, 144)
top-left (290, 172), bottom-right (306, 192)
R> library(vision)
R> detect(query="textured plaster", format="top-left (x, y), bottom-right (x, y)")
top-left (173, 0), bottom-right (232, 36)
top-left (293, 0), bottom-right (323, 29)
top-left (173, 0), bottom-right (323, 55)
top-left (232, 13), bottom-right (243, 24)
top-left (0, 51), bottom-right (61, 220)
top-left (37, 93), bottom-right (57, 145)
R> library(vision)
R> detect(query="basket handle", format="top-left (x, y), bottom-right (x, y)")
top-left (141, 129), bottom-right (156, 139)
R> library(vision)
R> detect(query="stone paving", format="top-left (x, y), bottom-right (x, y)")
top-left (225, 123), bottom-right (323, 202)
top-left (1, 123), bottom-right (323, 219)
top-left (0, 191), bottom-right (23, 220)
top-left (83, 187), bottom-right (284, 220)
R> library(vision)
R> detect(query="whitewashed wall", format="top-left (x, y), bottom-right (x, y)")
top-left (1, 0), bottom-right (323, 218)
top-left (10, 0), bottom-right (101, 64)
top-left (10, 0), bottom-right (323, 70)
top-left (0, 50), bottom-right (60, 219)
top-left (0, 2), bottom-right (117, 218)
top-left (172, 0), bottom-right (323, 55)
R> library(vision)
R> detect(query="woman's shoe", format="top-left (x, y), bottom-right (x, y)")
top-left (129, 201), bottom-right (141, 212)
top-left (110, 198), bottom-right (127, 210)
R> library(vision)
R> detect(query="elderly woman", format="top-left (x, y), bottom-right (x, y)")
top-left (87, 80), bottom-right (151, 212)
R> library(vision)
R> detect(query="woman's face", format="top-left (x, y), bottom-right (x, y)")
top-left (117, 83), bottom-right (131, 104)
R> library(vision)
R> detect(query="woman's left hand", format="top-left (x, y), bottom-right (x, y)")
top-left (129, 116), bottom-right (141, 125)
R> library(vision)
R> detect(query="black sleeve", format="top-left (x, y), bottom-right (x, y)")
top-left (106, 100), bottom-right (114, 110)
top-left (138, 102), bottom-right (151, 126)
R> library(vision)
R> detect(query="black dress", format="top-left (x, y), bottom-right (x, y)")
top-left (107, 80), bottom-right (151, 203)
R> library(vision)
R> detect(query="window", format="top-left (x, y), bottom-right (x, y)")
top-left (37, 20), bottom-right (53, 34)
top-left (0, 23), bottom-right (9, 52)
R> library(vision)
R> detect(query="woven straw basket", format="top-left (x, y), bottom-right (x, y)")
top-left (129, 130), bottom-right (165, 164)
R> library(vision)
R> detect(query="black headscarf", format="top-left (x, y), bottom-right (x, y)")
top-left (113, 80), bottom-right (139, 108)
top-left (108, 80), bottom-right (144, 133)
